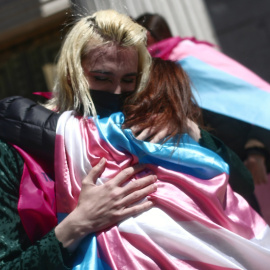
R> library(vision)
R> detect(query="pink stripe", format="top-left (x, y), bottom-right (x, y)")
top-left (55, 134), bottom-right (80, 213)
top-left (15, 145), bottom-right (57, 242)
top-left (148, 165), bottom-right (266, 239)
top-left (169, 40), bottom-right (270, 92)
top-left (148, 36), bottom-right (215, 60)
top-left (97, 227), bottom-right (187, 269)
top-left (33, 92), bottom-right (52, 99)
top-left (97, 229), bottom-right (240, 270)
top-left (79, 118), bottom-right (138, 179)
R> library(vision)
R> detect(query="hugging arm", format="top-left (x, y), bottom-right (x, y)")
top-left (0, 140), bottom-right (157, 268)
top-left (56, 159), bottom-right (157, 252)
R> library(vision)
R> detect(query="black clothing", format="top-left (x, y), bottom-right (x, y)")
top-left (0, 96), bottom-right (59, 163)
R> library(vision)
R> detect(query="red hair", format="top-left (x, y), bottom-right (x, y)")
top-left (123, 57), bottom-right (201, 142)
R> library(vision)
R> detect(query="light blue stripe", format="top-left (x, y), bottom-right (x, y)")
top-left (72, 234), bottom-right (112, 270)
top-left (177, 57), bottom-right (270, 130)
top-left (94, 113), bottom-right (229, 179)
top-left (57, 213), bottom-right (112, 270)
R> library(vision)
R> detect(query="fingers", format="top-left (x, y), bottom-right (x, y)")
top-left (130, 124), bottom-right (142, 134)
top-left (122, 173), bottom-right (157, 195)
top-left (107, 181), bottom-right (157, 222)
top-left (149, 128), bottom-right (169, 143)
top-left (104, 167), bottom-right (157, 216)
top-left (121, 178), bottom-right (157, 205)
top-left (118, 200), bottom-right (155, 220)
top-left (83, 158), bottom-right (106, 185)
top-left (134, 125), bottom-right (167, 143)
top-left (110, 163), bottom-right (150, 186)
top-left (135, 127), bottom-right (153, 141)
top-left (186, 119), bottom-right (201, 142)
top-left (131, 124), bottom-right (171, 143)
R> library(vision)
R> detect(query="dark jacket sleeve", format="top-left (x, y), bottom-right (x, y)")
top-left (0, 96), bottom-right (60, 162)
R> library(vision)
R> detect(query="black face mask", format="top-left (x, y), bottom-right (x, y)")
top-left (90, 90), bottom-right (133, 118)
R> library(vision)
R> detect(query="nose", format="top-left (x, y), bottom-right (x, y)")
top-left (113, 83), bottom-right (122, 94)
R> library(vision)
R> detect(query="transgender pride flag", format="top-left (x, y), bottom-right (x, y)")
top-left (148, 37), bottom-right (270, 131)
top-left (55, 111), bottom-right (270, 270)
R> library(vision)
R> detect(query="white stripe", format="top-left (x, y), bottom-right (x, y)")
top-left (56, 111), bottom-right (92, 185)
top-left (119, 207), bottom-right (270, 269)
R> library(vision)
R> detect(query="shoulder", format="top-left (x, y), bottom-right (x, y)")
top-left (0, 95), bottom-right (59, 127)
top-left (0, 96), bottom-right (60, 161)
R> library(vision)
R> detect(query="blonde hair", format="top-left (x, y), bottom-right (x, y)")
top-left (46, 9), bottom-right (151, 117)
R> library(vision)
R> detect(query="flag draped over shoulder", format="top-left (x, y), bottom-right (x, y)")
top-left (148, 37), bottom-right (270, 131)
top-left (55, 111), bottom-right (270, 270)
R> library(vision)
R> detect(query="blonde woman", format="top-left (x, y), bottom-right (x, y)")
top-left (0, 10), bottom-right (158, 269)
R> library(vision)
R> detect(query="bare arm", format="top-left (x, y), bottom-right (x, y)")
top-left (55, 158), bottom-right (157, 252)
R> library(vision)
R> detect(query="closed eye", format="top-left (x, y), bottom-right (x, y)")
top-left (122, 77), bottom-right (136, 83)
top-left (122, 74), bottom-right (138, 84)
top-left (94, 76), bottom-right (112, 82)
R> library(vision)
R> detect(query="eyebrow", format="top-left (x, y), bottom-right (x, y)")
top-left (90, 70), bottom-right (138, 76)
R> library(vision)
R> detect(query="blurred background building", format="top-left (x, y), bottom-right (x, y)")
top-left (1, 0), bottom-right (270, 100)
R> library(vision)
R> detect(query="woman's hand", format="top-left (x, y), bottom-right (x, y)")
top-left (185, 119), bottom-right (201, 142)
top-left (131, 124), bottom-right (171, 143)
top-left (55, 158), bottom-right (157, 251)
top-left (131, 118), bottom-right (201, 143)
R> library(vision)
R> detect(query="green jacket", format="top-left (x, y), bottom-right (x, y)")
top-left (0, 140), bottom-right (73, 269)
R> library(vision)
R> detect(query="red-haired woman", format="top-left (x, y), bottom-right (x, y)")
top-left (124, 57), bottom-right (258, 213)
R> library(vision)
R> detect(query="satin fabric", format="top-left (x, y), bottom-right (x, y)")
top-left (148, 37), bottom-right (270, 130)
top-left (15, 145), bottom-right (57, 243)
top-left (55, 111), bottom-right (270, 270)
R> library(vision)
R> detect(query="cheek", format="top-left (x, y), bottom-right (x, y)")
top-left (124, 81), bottom-right (137, 92)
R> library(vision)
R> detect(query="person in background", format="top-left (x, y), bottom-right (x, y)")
top-left (136, 13), bottom-right (173, 46)
top-left (124, 57), bottom-right (256, 213)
